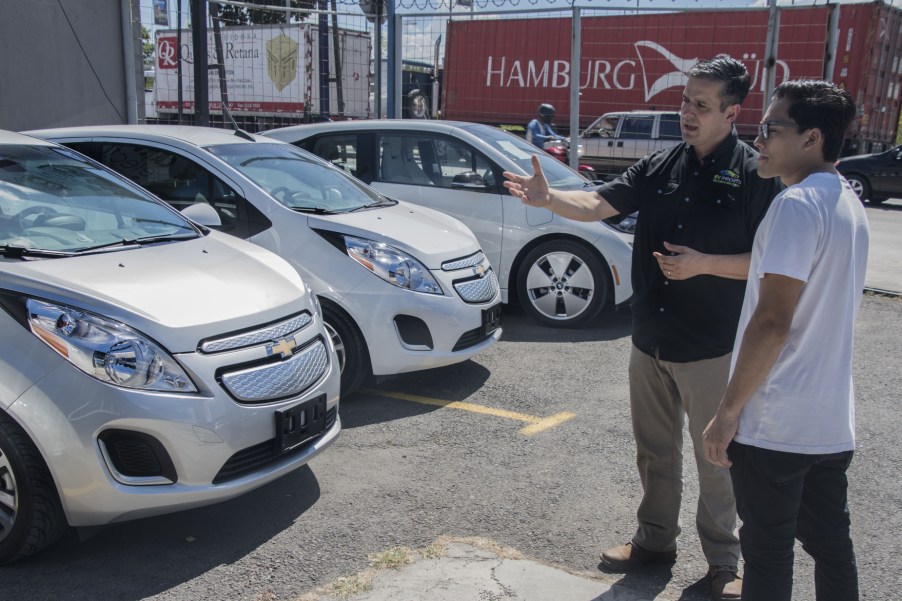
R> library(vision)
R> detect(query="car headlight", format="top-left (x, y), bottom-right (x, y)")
top-left (304, 281), bottom-right (321, 316)
top-left (343, 235), bottom-right (443, 294)
top-left (605, 212), bottom-right (638, 235)
top-left (26, 299), bottom-right (197, 392)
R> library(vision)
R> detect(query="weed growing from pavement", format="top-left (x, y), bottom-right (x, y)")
top-left (368, 546), bottom-right (414, 570)
top-left (323, 572), bottom-right (375, 599)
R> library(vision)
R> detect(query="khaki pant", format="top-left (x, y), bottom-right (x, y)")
top-left (629, 345), bottom-right (740, 568)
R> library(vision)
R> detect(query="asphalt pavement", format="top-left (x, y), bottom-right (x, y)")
top-left (307, 537), bottom-right (663, 601)
top-left (304, 197), bottom-right (902, 601)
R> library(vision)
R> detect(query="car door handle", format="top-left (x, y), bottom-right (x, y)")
top-left (617, 142), bottom-right (624, 147)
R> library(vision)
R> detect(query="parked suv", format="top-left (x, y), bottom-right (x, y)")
top-left (0, 130), bottom-right (340, 563)
top-left (27, 126), bottom-right (502, 396)
top-left (577, 111), bottom-right (682, 176)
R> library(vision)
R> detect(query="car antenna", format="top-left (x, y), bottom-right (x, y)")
top-left (220, 104), bottom-right (255, 141)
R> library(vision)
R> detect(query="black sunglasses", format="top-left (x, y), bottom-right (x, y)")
top-left (758, 120), bottom-right (800, 140)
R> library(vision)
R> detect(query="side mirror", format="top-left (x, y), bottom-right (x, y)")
top-left (181, 202), bottom-right (222, 227)
top-left (450, 171), bottom-right (487, 189)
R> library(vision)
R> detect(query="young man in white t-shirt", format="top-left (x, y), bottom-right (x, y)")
top-left (702, 80), bottom-right (868, 600)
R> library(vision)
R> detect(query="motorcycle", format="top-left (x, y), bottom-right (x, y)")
top-left (543, 137), bottom-right (596, 176)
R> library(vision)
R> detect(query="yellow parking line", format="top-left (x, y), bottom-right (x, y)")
top-left (363, 389), bottom-right (575, 436)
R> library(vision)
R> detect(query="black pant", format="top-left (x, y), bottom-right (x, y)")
top-left (728, 441), bottom-right (859, 601)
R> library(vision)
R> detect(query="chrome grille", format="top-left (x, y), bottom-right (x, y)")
top-left (221, 339), bottom-right (329, 403)
top-left (200, 313), bottom-right (312, 353)
top-left (442, 251), bottom-right (486, 271)
top-left (454, 269), bottom-right (499, 303)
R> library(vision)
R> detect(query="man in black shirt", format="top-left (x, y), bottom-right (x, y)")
top-left (503, 57), bottom-right (781, 601)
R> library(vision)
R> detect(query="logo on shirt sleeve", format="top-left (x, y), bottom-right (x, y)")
top-left (712, 169), bottom-right (742, 188)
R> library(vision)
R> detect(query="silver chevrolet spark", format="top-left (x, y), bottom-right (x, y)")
top-left (0, 131), bottom-right (341, 563)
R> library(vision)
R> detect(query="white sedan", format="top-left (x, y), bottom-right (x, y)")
top-left (263, 120), bottom-right (634, 328)
top-left (26, 125), bottom-right (503, 396)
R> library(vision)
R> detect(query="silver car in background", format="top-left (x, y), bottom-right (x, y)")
top-left (0, 131), bottom-right (340, 563)
top-left (263, 120), bottom-right (634, 328)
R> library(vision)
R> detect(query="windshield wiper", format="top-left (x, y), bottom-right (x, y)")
top-left (75, 233), bottom-right (198, 254)
top-left (0, 245), bottom-right (75, 259)
top-left (240, 156), bottom-right (306, 167)
top-left (347, 201), bottom-right (393, 212)
top-left (290, 206), bottom-right (343, 215)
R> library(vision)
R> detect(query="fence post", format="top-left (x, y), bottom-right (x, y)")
top-left (570, 6), bottom-right (580, 171)
top-left (190, 0), bottom-right (209, 126)
top-left (763, 0), bottom-right (779, 116)
top-left (387, 0), bottom-right (397, 118)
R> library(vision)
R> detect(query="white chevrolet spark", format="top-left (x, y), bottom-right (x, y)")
top-left (27, 126), bottom-right (503, 396)
top-left (0, 130), bottom-right (340, 563)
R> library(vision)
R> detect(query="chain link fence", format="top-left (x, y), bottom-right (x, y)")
top-left (134, 0), bottom-right (902, 152)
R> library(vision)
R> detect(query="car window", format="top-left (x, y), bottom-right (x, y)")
top-left (583, 115), bottom-right (619, 138)
top-left (658, 114), bottom-right (682, 140)
top-left (0, 144), bottom-right (197, 253)
top-left (208, 142), bottom-right (385, 212)
top-left (619, 116), bottom-right (655, 139)
top-left (426, 136), bottom-right (494, 189)
top-left (67, 141), bottom-right (251, 235)
top-left (378, 134), bottom-right (436, 186)
top-left (460, 124), bottom-right (590, 191)
top-left (312, 135), bottom-right (357, 176)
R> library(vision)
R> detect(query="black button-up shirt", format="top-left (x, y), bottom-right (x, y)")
top-left (600, 131), bottom-right (781, 363)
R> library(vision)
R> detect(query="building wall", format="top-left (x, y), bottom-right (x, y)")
top-left (0, 0), bottom-right (142, 131)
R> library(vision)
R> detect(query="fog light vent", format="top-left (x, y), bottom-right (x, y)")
top-left (98, 430), bottom-right (177, 484)
top-left (393, 315), bottom-right (434, 350)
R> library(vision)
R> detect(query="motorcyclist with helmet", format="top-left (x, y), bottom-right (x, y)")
top-left (526, 103), bottom-right (567, 149)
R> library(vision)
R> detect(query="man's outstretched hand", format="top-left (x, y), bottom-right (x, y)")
top-left (503, 155), bottom-right (551, 208)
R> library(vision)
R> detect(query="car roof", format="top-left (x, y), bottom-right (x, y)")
top-left (23, 124), bottom-right (279, 147)
top-left (1, 129), bottom-right (58, 146)
top-left (263, 119), bottom-right (496, 140)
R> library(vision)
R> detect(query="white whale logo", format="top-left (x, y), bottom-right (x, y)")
top-left (635, 41), bottom-right (698, 102)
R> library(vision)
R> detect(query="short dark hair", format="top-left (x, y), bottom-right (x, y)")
top-left (687, 57), bottom-right (751, 110)
top-left (773, 80), bottom-right (855, 162)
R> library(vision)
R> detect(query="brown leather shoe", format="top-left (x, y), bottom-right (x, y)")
top-left (599, 541), bottom-right (677, 570)
top-left (709, 566), bottom-right (742, 600)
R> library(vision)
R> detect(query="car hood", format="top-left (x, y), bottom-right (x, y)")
top-left (0, 232), bottom-right (310, 353)
top-left (306, 200), bottom-right (481, 268)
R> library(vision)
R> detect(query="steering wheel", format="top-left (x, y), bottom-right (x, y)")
top-left (270, 186), bottom-right (312, 205)
top-left (16, 205), bottom-right (60, 230)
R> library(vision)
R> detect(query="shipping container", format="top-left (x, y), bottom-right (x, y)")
top-left (442, 2), bottom-right (902, 154)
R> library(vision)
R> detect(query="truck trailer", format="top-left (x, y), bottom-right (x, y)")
top-left (153, 24), bottom-right (371, 124)
top-left (441, 2), bottom-right (902, 155)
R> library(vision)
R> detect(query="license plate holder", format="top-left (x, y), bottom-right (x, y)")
top-left (276, 394), bottom-right (327, 453)
top-left (482, 303), bottom-right (502, 336)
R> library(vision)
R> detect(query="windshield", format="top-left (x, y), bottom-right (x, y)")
top-left (460, 124), bottom-right (591, 191)
top-left (207, 142), bottom-right (387, 211)
top-left (0, 145), bottom-right (197, 255)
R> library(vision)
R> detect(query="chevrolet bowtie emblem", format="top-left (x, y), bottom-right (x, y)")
top-left (267, 337), bottom-right (297, 358)
top-left (473, 264), bottom-right (487, 277)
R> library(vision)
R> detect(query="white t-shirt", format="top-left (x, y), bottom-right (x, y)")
top-left (731, 172), bottom-right (869, 454)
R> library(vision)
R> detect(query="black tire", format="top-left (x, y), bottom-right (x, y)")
top-left (844, 174), bottom-right (870, 203)
top-left (516, 240), bottom-right (610, 328)
top-left (0, 414), bottom-right (67, 565)
top-left (321, 300), bottom-right (371, 397)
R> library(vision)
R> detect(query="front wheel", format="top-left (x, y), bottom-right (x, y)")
top-left (516, 240), bottom-right (609, 328)
top-left (0, 414), bottom-right (67, 565)
top-left (321, 301), bottom-right (371, 398)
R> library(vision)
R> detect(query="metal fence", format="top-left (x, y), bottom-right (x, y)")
top-left (134, 0), bottom-right (902, 152)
